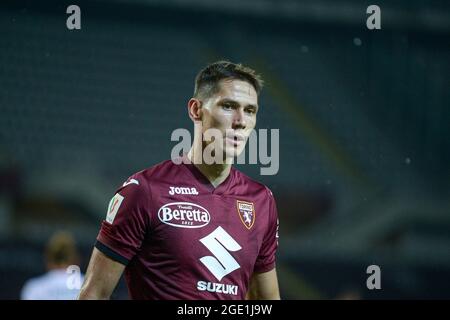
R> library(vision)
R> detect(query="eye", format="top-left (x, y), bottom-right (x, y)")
top-left (222, 103), bottom-right (233, 110)
top-left (245, 107), bottom-right (257, 114)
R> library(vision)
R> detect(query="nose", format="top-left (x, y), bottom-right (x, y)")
top-left (232, 108), bottom-right (247, 130)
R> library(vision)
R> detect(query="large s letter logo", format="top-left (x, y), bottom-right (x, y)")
top-left (199, 227), bottom-right (242, 281)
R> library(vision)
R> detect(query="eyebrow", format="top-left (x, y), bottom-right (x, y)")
top-left (219, 98), bottom-right (259, 110)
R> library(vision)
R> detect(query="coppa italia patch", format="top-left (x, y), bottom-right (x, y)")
top-left (106, 193), bottom-right (124, 224)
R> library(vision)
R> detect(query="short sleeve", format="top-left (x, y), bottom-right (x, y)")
top-left (96, 175), bottom-right (150, 265)
top-left (254, 188), bottom-right (279, 273)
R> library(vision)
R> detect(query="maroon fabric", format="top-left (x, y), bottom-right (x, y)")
top-left (97, 159), bottom-right (279, 300)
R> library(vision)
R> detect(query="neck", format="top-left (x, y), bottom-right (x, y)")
top-left (187, 148), bottom-right (232, 188)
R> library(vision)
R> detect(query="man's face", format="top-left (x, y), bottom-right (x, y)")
top-left (200, 79), bottom-right (258, 159)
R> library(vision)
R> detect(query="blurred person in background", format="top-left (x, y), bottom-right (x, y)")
top-left (21, 231), bottom-right (84, 300)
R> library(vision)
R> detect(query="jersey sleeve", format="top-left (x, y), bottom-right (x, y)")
top-left (254, 188), bottom-right (279, 273)
top-left (95, 174), bottom-right (151, 265)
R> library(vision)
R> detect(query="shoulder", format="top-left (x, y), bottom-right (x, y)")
top-left (21, 277), bottom-right (39, 297)
top-left (232, 167), bottom-right (274, 199)
top-left (23, 273), bottom-right (48, 288)
top-left (115, 159), bottom-right (180, 196)
top-left (20, 273), bottom-right (49, 299)
top-left (124, 159), bottom-right (181, 188)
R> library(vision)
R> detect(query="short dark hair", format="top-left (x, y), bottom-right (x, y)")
top-left (194, 60), bottom-right (264, 100)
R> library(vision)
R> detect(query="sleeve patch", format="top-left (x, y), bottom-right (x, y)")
top-left (106, 193), bottom-right (124, 224)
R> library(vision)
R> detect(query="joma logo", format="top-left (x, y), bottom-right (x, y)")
top-left (169, 186), bottom-right (199, 195)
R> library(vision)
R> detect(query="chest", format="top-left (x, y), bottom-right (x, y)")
top-left (147, 192), bottom-right (268, 271)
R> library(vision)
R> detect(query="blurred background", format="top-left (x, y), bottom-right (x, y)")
top-left (1, 0), bottom-right (449, 299)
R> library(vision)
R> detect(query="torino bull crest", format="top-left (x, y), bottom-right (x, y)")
top-left (236, 201), bottom-right (255, 230)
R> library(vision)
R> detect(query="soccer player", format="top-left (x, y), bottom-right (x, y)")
top-left (21, 231), bottom-right (84, 300)
top-left (78, 61), bottom-right (280, 300)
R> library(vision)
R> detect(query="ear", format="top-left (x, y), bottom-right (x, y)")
top-left (188, 98), bottom-right (202, 121)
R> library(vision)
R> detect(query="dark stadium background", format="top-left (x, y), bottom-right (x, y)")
top-left (1, 0), bottom-right (449, 299)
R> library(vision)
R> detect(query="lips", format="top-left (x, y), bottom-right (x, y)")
top-left (226, 133), bottom-right (245, 141)
top-left (225, 134), bottom-right (245, 147)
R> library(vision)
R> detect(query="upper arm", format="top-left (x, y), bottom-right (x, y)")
top-left (254, 188), bottom-right (279, 272)
top-left (79, 175), bottom-right (150, 299)
top-left (78, 247), bottom-right (125, 299)
top-left (246, 268), bottom-right (280, 300)
top-left (248, 189), bottom-right (280, 300)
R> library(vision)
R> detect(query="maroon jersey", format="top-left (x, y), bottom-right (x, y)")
top-left (96, 158), bottom-right (279, 300)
